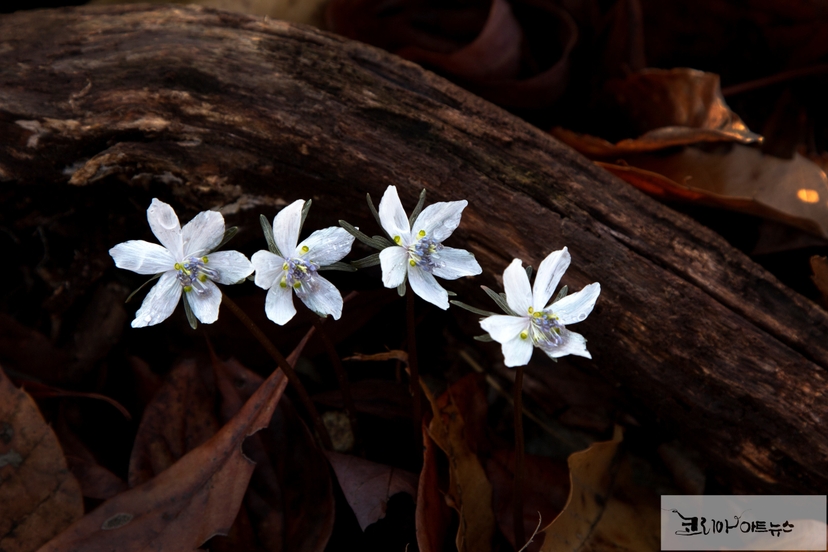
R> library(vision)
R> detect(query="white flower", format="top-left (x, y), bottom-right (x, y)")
top-left (377, 186), bottom-right (481, 309)
top-left (251, 200), bottom-right (355, 325)
top-left (109, 198), bottom-right (254, 328)
top-left (480, 248), bottom-right (600, 367)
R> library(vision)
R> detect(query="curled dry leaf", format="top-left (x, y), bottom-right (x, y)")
top-left (0, 365), bottom-right (83, 552)
top-left (327, 451), bottom-right (418, 531)
top-left (539, 428), bottom-right (659, 552)
top-left (421, 374), bottom-right (496, 552)
top-left (325, 0), bottom-right (577, 109)
top-left (415, 423), bottom-right (452, 552)
top-left (35, 358), bottom-right (289, 551)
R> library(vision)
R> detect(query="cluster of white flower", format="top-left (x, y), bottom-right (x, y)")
top-left (110, 187), bottom-right (600, 366)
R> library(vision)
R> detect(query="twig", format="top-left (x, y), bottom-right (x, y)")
top-left (406, 287), bottom-right (422, 435)
top-left (222, 295), bottom-right (334, 450)
top-left (517, 513), bottom-right (542, 552)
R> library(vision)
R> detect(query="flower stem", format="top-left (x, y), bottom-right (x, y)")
top-left (513, 364), bottom-right (526, 550)
top-left (311, 316), bottom-right (362, 453)
top-left (406, 287), bottom-right (422, 435)
top-left (222, 295), bottom-right (334, 451)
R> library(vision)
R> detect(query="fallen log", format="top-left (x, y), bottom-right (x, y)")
top-left (1, 4), bottom-right (827, 494)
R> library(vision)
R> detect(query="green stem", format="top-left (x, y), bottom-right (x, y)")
top-left (513, 364), bottom-right (526, 549)
top-left (312, 316), bottom-right (362, 453)
top-left (222, 295), bottom-right (334, 451)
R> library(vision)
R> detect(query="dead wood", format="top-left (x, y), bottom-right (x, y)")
top-left (1, 4), bottom-right (827, 493)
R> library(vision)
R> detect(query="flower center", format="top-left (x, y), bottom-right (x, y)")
top-left (529, 310), bottom-right (563, 350)
top-left (280, 258), bottom-right (319, 290)
top-left (175, 256), bottom-right (217, 294)
top-left (408, 234), bottom-right (444, 272)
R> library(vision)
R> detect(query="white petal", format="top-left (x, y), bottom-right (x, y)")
top-left (411, 200), bottom-right (467, 243)
top-left (296, 275), bottom-right (344, 319)
top-left (132, 271), bottom-right (181, 328)
top-left (251, 250), bottom-right (286, 289)
top-left (273, 200), bottom-right (304, 256)
top-left (431, 246), bottom-right (482, 280)
top-left (206, 250), bottom-right (254, 285)
top-left (480, 314), bottom-right (530, 343)
top-left (545, 329), bottom-right (591, 359)
top-left (503, 259), bottom-right (532, 315)
top-left (551, 283), bottom-right (600, 325)
top-left (185, 279), bottom-right (222, 324)
top-left (181, 209), bottom-right (225, 257)
top-left (110, 240), bottom-right (175, 275)
top-left (500, 335), bottom-right (535, 367)
top-left (532, 248), bottom-right (570, 310)
top-left (298, 227), bottom-right (355, 266)
top-left (265, 282), bottom-right (296, 325)
top-left (147, 198), bottom-right (183, 259)
top-left (379, 246), bottom-right (409, 288)
top-left (408, 265), bottom-right (448, 309)
top-left (378, 186), bottom-right (411, 242)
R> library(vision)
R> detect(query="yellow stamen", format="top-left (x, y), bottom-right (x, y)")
top-left (174, 263), bottom-right (182, 270)
top-left (528, 307), bottom-right (534, 314)
top-left (393, 236), bottom-right (401, 244)
top-left (533, 311), bottom-right (542, 318)
top-left (283, 262), bottom-right (289, 270)
top-left (301, 245), bottom-right (309, 253)
top-left (409, 259), bottom-right (416, 266)
top-left (418, 230), bottom-right (426, 238)
top-left (519, 331), bottom-right (528, 340)
top-left (202, 256), bottom-right (208, 263)
top-left (183, 285), bottom-right (192, 292)
top-left (293, 281), bottom-right (301, 289)
top-left (279, 277), bottom-right (287, 288)
top-left (198, 274), bottom-right (208, 282)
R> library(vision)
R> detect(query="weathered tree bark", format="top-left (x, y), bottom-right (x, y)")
top-left (1, 5), bottom-right (827, 494)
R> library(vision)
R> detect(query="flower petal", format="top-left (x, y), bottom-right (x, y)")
top-left (432, 246), bottom-right (482, 280)
top-left (185, 280), bottom-right (222, 324)
top-left (207, 250), bottom-right (254, 285)
top-left (411, 200), bottom-right (467, 243)
top-left (480, 314), bottom-right (530, 343)
top-left (503, 259), bottom-right (532, 315)
top-left (273, 200), bottom-right (304, 256)
top-left (500, 334), bottom-right (535, 367)
top-left (544, 329), bottom-right (591, 359)
top-left (265, 282), bottom-right (296, 325)
top-left (408, 265), bottom-right (448, 309)
top-left (532, 248), bottom-right (570, 310)
top-left (251, 250), bottom-right (286, 289)
top-left (181, 209), bottom-right (225, 257)
top-left (378, 186), bottom-right (411, 242)
top-left (379, 246), bottom-right (408, 288)
top-left (147, 198), bottom-right (183, 259)
top-left (551, 283), bottom-right (600, 325)
top-left (132, 271), bottom-right (181, 328)
top-left (296, 275), bottom-right (344, 319)
top-left (298, 227), bottom-right (355, 265)
top-left (110, 240), bottom-right (175, 275)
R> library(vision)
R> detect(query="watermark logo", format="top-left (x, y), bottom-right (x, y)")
top-left (661, 496), bottom-right (826, 550)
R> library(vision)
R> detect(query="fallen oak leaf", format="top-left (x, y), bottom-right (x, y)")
top-left (35, 360), bottom-right (291, 551)
top-left (327, 451), bottom-right (418, 531)
top-left (539, 428), bottom-right (659, 551)
top-left (0, 365), bottom-right (84, 552)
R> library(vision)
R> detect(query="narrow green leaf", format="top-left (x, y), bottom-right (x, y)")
top-left (260, 214), bottom-right (281, 256)
top-left (481, 285), bottom-right (516, 315)
top-left (318, 261), bottom-right (357, 272)
top-left (397, 281), bottom-right (406, 296)
top-left (182, 295), bottom-right (198, 330)
top-left (554, 285), bottom-right (568, 303)
top-left (372, 235), bottom-right (394, 248)
top-left (214, 226), bottom-right (239, 252)
top-left (125, 273), bottom-right (162, 304)
top-left (339, 220), bottom-right (385, 250)
top-left (299, 199), bottom-right (312, 235)
top-left (351, 253), bottom-right (381, 269)
top-left (366, 193), bottom-right (383, 228)
top-left (446, 290), bottom-right (457, 297)
top-left (473, 334), bottom-right (494, 342)
top-left (525, 265), bottom-right (534, 281)
top-left (450, 300), bottom-right (497, 317)
top-left (408, 188), bottom-right (427, 226)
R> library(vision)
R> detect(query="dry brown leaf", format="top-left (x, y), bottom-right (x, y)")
top-left (0, 365), bottom-right (83, 552)
top-left (415, 423), bottom-right (452, 552)
top-left (327, 451), bottom-right (418, 531)
top-left (539, 428), bottom-right (659, 552)
top-left (422, 374), bottom-right (496, 552)
top-left (811, 255), bottom-right (828, 306)
top-left (35, 360), bottom-right (289, 551)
